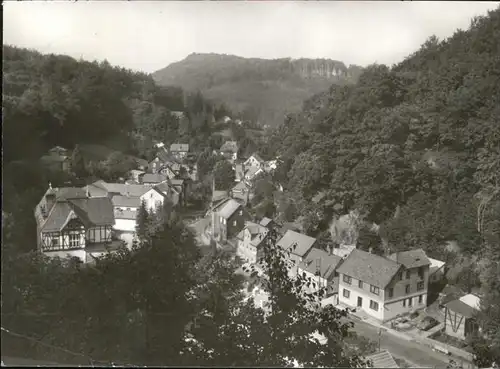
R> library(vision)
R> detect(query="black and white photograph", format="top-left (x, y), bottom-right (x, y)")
top-left (2, 1), bottom-right (500, 367)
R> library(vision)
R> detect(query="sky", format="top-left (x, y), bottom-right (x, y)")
top-left (4, 1), bottom-right (499, 74)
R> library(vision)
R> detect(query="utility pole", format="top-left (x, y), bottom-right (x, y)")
top-left (378, 328), bottom-right (383, 352)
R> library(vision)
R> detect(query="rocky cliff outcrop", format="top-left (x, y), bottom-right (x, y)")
top-left (152, 53), bottom-right (363, 126)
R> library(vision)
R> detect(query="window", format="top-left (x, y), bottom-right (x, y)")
top-left (343, 275), bottom-right (352, 285)
top-left (403, 299), bottom-right (406, 307)
top-left (51, 237), bottom-right (59, 248)
top-left (405, 285), bottom-right (411, 294)
top-left (398, 272), bottom-right (403, 281)
top-left (358, 281), bottom-right (363, 288)
top-left (239, 210), bottom-right (243, 216)
top-left (370, 285), bottom-right (380, 295)
top-left (417, 281), bottom-right (424, 291)
top-left (418, 267), bottom-right (425, 279)
top-left (388, 288), bottom-right (394, 298)
top-left (406, 270), bottom-right (411, 279)
top-left (233, 220), bottom-right (237, 226)
top-left (69, 233), bottom-right (80, 248)
top-left (343, 289), bottom-right (351, 298)
top-left (369, 300), bottom-right (379, 311)
top-left (418, 295), bottom-right (423, 304)
top-left (408, 298), bottom-right (413, 307)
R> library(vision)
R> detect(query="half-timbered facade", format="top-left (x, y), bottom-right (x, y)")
top-left (444, 294), bottom-right (481, 340)
top-left (35, 185), bottom-right (116, 263)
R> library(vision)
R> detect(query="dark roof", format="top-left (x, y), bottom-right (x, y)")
top-left (41, 197), bottom-right (114, 232)
top-left (276, 230), bottom-right (316, 258)
top-left (388, 249), bottom-right (431, 269)
top-left (142, 173), bottom-right (167, 184)
top-left (111, 195), bottom-right (141, 208)
top-left (156, 149), bottom-right (180, 164)
top-left (91, 181), bottom-right (150, 197)
top-left (445, 299), bottom-right (478, 319)
top-left (40, 202), bottom-right (74, 232)
top-left (336, 249), bottom-right (402, 288)
top-left (299, 248), bottom-right (343, 280)
top-left (68, 198), bottom-right (115, 227)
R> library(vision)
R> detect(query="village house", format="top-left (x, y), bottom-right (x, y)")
top-left (276, 230), bottom-right (317, 276)
top-left (236, 221), bottom-right (270, 264)
top-left (244, 165), bottom-right (264, 182)
top-left (230, 180), bottom-right (253, 205)
top-left (40, 146), bottom-right (72, 173)
top-left (244, 153), bottom-right (265, 169)
top-left (337, 248), bottom-right (431, 322)
top-left (148, 148), bottom-right (181, 174)
top-left (220, 141), bottom-right (239, 162)
top-left (444, 293), bottom-right (481, 340)
top-left (170, 143), bottom-right (190, 160)
top-left (34, 185), bottom-right (119, 264)
top-left (297, 248), bottom-right (343, 302)
top-left (155, 182), bottom-right (181, 208)
top-left (210, 198), bottom-right (250, 244)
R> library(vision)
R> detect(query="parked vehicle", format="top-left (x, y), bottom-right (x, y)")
top-left (418, 316), bottom-right (439, 331)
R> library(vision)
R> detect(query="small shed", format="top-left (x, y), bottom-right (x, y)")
top-left (444, 294), bottom-right (481, 340)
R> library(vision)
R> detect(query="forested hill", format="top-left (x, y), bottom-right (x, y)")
top-left (268, 11), bottom-right (500, 361)
top-left (2, 45), bottom-right (225, 164)
top-left (267, 8), bottom-right (499, 262)
top-left (152, 53), bottom-right (363, 127)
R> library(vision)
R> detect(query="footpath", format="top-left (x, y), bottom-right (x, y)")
top-left (334, 302), bottom-right (475, 367)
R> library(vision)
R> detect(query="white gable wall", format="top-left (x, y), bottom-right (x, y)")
top-left (140, 189), bottom-right (165, 213)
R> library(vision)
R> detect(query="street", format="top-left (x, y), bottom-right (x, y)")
top-left (350, 317), bottom-right (464, 368)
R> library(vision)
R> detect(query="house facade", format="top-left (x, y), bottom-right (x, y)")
top-left (236, 221), bottom-right (269, 264)
top-left (244, 154), bottom-right (265, 169)
top-left (40, 146), bottom-right (72, 173)
top-left (337, 249), bottom-right (431, 322)
top-left (211, 199), bottom-right (250, 243)
top-left (170, 143), bottom-right (189, 160)
top-left (297, 248), bottom-right (343, 298)
top-left (230, 181), bottom-right (253, 205)
top-left (34, 185), bottom-right (118, 264)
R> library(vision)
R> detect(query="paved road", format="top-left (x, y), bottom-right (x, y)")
top-left (350, 317), bottom-right (459, 368)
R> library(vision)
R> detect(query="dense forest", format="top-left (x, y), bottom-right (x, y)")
top-left (3, 45), bottom-right (236, 165)
top-left (153, 53), bottom-right (363, 126)
top-left (261, 8), bottom-right (500, 365)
